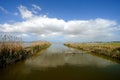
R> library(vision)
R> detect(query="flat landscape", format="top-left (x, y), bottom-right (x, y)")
top-left (0, 0), bottom-right (120, 80)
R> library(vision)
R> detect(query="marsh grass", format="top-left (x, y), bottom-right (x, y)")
top-left (0, 33), bottom-right (51, 67)
top-left (0, 34), bottom-right (23, 53)
top-left (0, 33), bottom-right (24, 67)
top-left (64, 42), bottom-right (120, 60)
top-left (26, 41), bottom-right (51, 54)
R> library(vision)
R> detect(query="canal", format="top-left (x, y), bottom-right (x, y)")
top-left (0, 43), bottom-right (120, 80)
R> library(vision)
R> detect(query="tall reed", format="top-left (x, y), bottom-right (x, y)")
top-left (0, 33), bottom-right (23, 67)
top-left (0, 33), bottom-right (51, 67)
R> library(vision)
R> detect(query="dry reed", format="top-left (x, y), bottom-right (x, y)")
top-left (64, 42), bottom-right (120, 60)
top-left (0, 33), bottom-right (51, 67)
top-left (0, 33), bottom-right (24, 67)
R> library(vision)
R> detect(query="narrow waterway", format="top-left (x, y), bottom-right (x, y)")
top-left (0, 43), bottom-right (120, 80)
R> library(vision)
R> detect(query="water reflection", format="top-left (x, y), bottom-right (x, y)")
top-left (0, 43), bottom-right (120, 80)
top-left (25, 43), bottom-right (116, 70)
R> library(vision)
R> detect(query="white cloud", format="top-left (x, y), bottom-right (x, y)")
top-left (31, 4), bottom-right (42, 14)
top-left (32, 4), bottom-right (41, 11)
top-left (0, 6), bottom-right (8, 13)
top-left (0, 5), bottom-right (119, 42)
top-left (64, 19), bottom-right (116, 39)
top-left (0, 16), bottom-right (118, 41)
top-left (18, 5), bottom-right (33, 19)
top-left (17, 33), bottom-right (29, 38)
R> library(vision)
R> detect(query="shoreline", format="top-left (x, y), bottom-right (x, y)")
top-left (64, 43), bottom-right (120, 61)
top-left (0, 41), bottom-right (51, 68)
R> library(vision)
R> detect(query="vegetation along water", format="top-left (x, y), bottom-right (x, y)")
top-left (0, 43), bottom-right (120, 80)
top-left (64, 42), bottom-right (120, 60)
top-left (0, 34), bottom-right (51, 67)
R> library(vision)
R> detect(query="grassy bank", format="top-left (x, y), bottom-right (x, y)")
top-left (24, 41), bottom-right (51, 56)
top-left (64, 42), bottom-right (120, 60)
top-left (0, 34), bottom-right (51, 67)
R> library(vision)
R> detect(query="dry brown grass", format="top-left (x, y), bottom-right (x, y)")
top-left (0, 33), bottom-right (24, 67)
top-left (0, 33), bottom-right (23, 55)
top-left (0, 33), bottom-right (51, 67)
top-left (26, 41), bottom-right (51, 54)
top-left (31, 41), bottom-right (50, 47)
top-left (64, 42), bottom-right (120, 60)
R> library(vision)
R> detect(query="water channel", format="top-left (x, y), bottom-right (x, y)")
top-left (0, 43), bottom-right (120, 80)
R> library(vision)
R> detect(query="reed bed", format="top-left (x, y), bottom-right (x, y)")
top-left (25, 41), bottom-right (51, 54)
top-left (0, 33), bottom-right (51, 67)
top-left (0, 34), bottom-right (24, 67)
top-left (64, 42), bottom-right (120, 60)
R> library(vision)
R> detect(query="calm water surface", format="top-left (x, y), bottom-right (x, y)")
top-left (0, 43), bottom-right (120, 80)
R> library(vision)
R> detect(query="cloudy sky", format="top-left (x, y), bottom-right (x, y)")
top-left (0, 0), bottom-right (120, 42)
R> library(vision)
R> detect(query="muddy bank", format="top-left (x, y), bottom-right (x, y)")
top-left (64, 43), bottom-right (120, 60)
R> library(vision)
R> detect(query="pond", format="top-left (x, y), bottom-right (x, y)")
top-left (0, 43), bottom-right (120, 80)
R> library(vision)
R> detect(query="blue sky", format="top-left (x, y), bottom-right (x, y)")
top-left (0, 0), bottom-right (120, 42)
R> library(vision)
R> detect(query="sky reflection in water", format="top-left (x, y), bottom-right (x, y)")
top-left (25, 43), bottom-right (116, 70)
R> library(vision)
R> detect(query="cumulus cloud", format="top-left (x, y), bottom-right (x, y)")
top-left (0, 16), bottom-right (118, 41)
top-left (0, 5), bottom-right (119, 42)
top-left (18, 5), bottom-right (33, 19)
top-left (64, 19), bottom-right (116, 38)
top-left (0, 6), bottom-right (8, 13)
